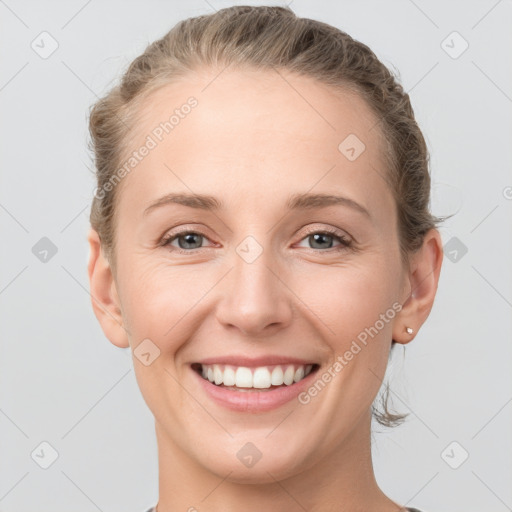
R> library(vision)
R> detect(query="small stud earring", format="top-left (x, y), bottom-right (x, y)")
top-left (405, 327), bottom-right (413, 334)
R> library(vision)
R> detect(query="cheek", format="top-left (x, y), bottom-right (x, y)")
top-left (118, 245), bottom-right (401, 357)
top-left (117, 257), bottom-right (215, 345)
top-left (297, 260), bottom-right (399, 355)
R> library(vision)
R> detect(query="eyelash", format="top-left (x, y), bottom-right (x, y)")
top-left (159, 226), bottom-right (353, 254)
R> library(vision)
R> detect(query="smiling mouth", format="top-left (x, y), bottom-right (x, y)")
top-left (191, 362), bottom-right (320, 391)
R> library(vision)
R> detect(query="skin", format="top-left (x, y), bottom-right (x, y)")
top-left (87, 67), bottom-right (443, 512)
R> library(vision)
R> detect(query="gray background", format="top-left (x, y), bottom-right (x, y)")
top-left (1, 1), bottom-right (511, 511)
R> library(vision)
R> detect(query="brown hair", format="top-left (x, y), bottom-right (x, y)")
top-left (88, 5), bottom-right (447, 427)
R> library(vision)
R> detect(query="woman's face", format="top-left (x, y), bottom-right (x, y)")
top-left (94, 68), bottom-right (414, 481)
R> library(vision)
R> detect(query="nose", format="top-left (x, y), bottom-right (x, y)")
top-left (215, 243), bottom-right (293, 337)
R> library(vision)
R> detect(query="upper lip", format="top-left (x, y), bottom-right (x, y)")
top-left (195, 355), bottom-right (318, 367)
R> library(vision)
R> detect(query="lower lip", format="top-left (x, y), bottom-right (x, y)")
top-left (192, 366), bottom-right (319, 412)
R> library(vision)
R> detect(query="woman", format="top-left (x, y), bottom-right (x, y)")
top-left (87, 6), bottom-right (444, 511)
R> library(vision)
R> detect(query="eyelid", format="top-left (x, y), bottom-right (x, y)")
top-left (159, 223), bottom-right (354, 252)
top-left (298, 224), bottom-right (352, 243)
top-left (165, 230), bottom-right (211, 242)
top-left (159, 226), bottom-right (215, 248)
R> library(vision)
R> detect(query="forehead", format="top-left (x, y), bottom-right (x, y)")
top-left (116, 67), bottom-right (391, 216)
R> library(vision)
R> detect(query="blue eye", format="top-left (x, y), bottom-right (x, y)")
top-left (161, 231), bottom-right (212, 251)
top-left (297, 230), bottom-right (353, 251)
top-left (160, 228), bottom-right (353, 254)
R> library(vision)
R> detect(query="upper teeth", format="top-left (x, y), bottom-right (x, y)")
top-left (200, 364), bottom-right (314, 388)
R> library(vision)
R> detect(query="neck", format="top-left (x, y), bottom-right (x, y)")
top-left (154, 410), bottom-right (404, 512)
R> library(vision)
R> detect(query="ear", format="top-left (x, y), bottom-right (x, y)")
top-left (392, 228), bottom-right (444, 345)
top-left (87, 228), bottom-right (130, 348)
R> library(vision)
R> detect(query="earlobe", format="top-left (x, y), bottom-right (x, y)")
top-left (392, 228), bottom-right (444, 345)
top-left (87, 228), bottom-right (130, 348)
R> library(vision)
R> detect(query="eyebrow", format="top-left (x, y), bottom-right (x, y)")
top-left (143, 192), bottom-right (371, 218)
top-left (143, 193), bottom-right (222, 216)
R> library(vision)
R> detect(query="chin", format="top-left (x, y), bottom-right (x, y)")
top-left (197, 444), bottom-right (310, 484)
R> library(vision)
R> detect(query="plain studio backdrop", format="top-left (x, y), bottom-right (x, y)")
top-left (0, 1), bottom-right (511, 511)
